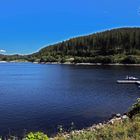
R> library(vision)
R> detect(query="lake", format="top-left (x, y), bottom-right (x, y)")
top-left (0, 63), bottom-right (139, 137)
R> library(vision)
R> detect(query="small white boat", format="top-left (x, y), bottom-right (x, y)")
top-left (117, 76), bottom-right (139, 84)
top-left (125, 76), bottom-right (138, 80)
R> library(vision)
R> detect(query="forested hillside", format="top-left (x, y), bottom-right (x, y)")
top-left (1, 28), bottom-right (140, 64)
top-left (37, 28), bottom-right (140, 56)
top-left (28, 27), bottom-right (140, 63)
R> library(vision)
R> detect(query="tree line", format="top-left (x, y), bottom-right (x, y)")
top-left (1, 27), bottom-right (140, 64)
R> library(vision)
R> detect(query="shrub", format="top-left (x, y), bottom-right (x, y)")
top-left (120, 56), bottom-right (138, 64)
top-left (25, 132), bottom-right (49, 140)
top-left (60, 57), bottom-right (66, 63)
top-left (128, 98), bottom-right (140, 118)
top-left (94, 56), bottom-right (114, 64)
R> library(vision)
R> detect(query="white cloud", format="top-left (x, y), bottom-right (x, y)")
top-left (0, 49), bottom-right (6, 53)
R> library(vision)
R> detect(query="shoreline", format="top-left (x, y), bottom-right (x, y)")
top-left (51, 113), bottom-right (129, 139)
top-left (1, 61), bottom-right (140, 66)
top-left (75, 63), bottom-right (140, 66)
top-left (51, 98), bottom-right (140, 140)
top-left (38, 62), bottom-right (140, 66)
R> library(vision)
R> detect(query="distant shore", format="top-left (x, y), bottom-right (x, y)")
top-left (1, 61), bottom-right (140, 66)
top-left (0, 61), bottom-right (28, 63)
top-left (74, 63), bottom-right (140, 66)
top-left (39, 62), bottom-right (140, 66)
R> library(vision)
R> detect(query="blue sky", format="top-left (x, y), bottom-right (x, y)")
top-left (0, 0), bottom-right (140, 54)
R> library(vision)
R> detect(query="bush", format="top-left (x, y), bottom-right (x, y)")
top-left (60, 57), bottom-right (66, 63)
top-left (120, 56), bottom-right (138, 64)
top-left (94, 56), bottom-right (113, 64)
top-left (25, 132), bottom-right (49, 140)
top-left (128, 98), bottom-right (140, 118)
top-left (73, 56), bottom-right (114, 64)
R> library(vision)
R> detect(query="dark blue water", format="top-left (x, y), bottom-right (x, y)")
top-left (0, 63), bottom-right (139, 136)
